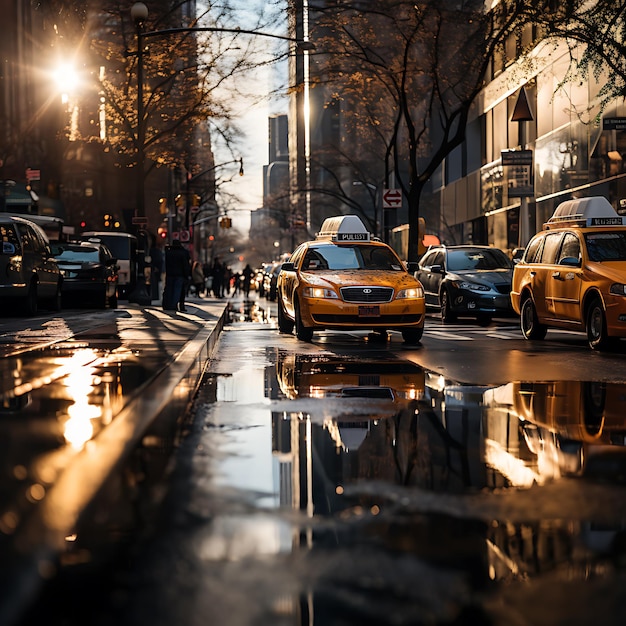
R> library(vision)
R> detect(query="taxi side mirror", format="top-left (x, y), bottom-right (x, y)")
top-left (281, 262), bottom-right (295, 272)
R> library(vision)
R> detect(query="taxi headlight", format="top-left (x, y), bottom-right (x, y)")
top-left (396, 286), bottom-right (424, 299)
top-left (456, 281), bottom-right (490, 292)
top-left (302, 286), bottom-right (338, 299)
top-left (610, 283), bottom-right (626, 296)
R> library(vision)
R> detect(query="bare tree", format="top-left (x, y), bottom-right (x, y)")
top-left (309, 0), bottom-right (567, 261)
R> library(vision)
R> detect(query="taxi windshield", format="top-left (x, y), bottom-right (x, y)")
top-left (302, 245), bottom-right (404, 271)
top-left (585, 232), bottom-right (626, 261)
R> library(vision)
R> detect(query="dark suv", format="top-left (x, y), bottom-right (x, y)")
top-left (0, 214), bottom-right (62, 314)
top-left (415, 245), bottom-right (513, 324)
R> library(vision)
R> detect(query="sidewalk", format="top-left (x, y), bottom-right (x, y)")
top-left (0, 294), bottom-right (231, 626)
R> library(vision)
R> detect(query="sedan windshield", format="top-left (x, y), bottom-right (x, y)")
top-left (446, 248), bottom-right (511, 271)
top-left (585, 232), bottom-right (626, 261)
top-left (302, 245), bottom-right (404, 271)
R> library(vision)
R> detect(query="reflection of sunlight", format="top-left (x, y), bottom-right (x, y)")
top-left (62, 350), bottom-right (103, 449)
top-left (485, 438), bottom-right (541, 487)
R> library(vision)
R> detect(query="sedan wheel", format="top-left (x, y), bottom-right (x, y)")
top-left (440, 290), bottom-right (456, 323)
top-left (520, 297), bottom-right (547, 340)
top-left (294, 299), bottom-right (313, 342)
top-left (586, 298), bottom-right (609, 350)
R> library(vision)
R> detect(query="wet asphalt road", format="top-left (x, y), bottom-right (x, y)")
top-left (9, 297), bottom-right (626, 625)
top-left (16, 299), bottom-right (624, 626)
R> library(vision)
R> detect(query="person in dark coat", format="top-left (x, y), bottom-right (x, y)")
top-left (163, 240), bottom-right (192, 311)
top-left (149, 241), bottom-right (164, 302)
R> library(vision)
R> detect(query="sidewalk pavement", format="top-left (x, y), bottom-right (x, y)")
top-left (0, 294), bottom-right (231, 626)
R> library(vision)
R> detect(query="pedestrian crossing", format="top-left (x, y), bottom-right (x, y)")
top-left (422, 321), bottom-right (521, 341)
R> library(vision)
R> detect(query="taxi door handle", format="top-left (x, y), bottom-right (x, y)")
top-left (530, 271), bottom-right (537, 277)
top-left (552, 271), bottom-right (564, 280)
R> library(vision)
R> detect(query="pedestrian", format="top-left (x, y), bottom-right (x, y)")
top-left (149, 239), bottom-right (164, 302)
top-left (242, 263), bottom-right (253, 298)
top-left (163, 239), bottom-right (192, 312)
top-left (211, 257), bottom-right (225, 298)
top-left (191, 259), bottom-right (205, 296)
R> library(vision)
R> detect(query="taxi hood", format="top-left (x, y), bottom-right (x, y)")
top-left (301, 270), bottom-right (420, 290)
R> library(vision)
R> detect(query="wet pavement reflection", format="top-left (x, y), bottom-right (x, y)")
top-left (103, 301), bottom-right (626, 626)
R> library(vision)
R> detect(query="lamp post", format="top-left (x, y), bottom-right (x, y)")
top-left (128, 2), bottom-right (152, 305)
top-left (126, 3), bottom-right (313, 303)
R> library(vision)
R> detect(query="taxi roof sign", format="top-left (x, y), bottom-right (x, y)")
top-left (317, 215), bottom-right (371, 241)
top-left (545, 196), bottom-right (626, 229)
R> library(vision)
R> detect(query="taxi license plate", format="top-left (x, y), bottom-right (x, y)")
top-left (359, 305), bottom-right (380, 317)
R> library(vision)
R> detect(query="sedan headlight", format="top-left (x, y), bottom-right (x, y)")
top-left (396, 286), bottom-right (424, 299)
top-left (302, 286), bottom-right (339, 299)
top-left (456, 281), bottom-right (490, 292)
top-left (610, 283), bottom-right (626, 296)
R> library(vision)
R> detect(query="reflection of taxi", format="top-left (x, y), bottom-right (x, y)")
top-left (511, 196), bottom-right (626, 349)
top-left (276, 215), bottom-right (425, 343)
top-left (276, 352), bottom-right (426, 402)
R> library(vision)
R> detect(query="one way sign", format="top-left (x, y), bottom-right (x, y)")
top-left (382, 188), bottom-right (402, 209)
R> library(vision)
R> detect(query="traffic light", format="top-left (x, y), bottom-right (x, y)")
top-left (191, 194), bottom-right (201, 207)
top-left (219, 216), bottom-right (232, 229)
top-left (80, 220), bottom-right (87, 230)
top-left (159, 197), bottom-right (168, 215)
top-left (158, 225), bottom-right (168, 239)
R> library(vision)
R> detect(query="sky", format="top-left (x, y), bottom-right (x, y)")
top-left (206, 0), bottom-right (290, 233)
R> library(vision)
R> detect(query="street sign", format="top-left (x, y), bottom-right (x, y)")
top-left (603, 117), bottom-right (626, 131)
top-left (501, 149), bottom-right (533, 165)
top-left (382, 188), bottom-right (402, 209)
top-left (26, 168), bottom-right (40, 182)
top-left (132, 216), bottom-right (148, 225)
top-left (501, 149), bottom-right (534, 198)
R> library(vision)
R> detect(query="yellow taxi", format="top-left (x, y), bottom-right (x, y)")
top-left (276, 215), bottom-right (426, 343)
top-left (511, 196), bottom-right (626, 349)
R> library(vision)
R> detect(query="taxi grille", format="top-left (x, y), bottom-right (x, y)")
top-left (340, 286), bottom-right (393, 303)
top-left (313, 313), bottom-right (422, 324)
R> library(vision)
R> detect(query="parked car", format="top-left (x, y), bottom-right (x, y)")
top-left (511, 195), bottom-right (626, 350)
top-left (78, 232), bottom-right (137, 299)
top-left (415, 245), bottom-right (514, 324)
top-left (263, 261), bottom-right (282, 301)
top-left (51, 241), bottom-right (119, 308)
top-left (277, 215), bottom-right (425, 343)
top-left (0, 214), bottom-right (63, 315)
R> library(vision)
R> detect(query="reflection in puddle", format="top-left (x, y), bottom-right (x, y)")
top-left (186, 346), bottom-right (626, 624)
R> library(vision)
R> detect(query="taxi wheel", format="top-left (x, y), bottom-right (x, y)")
top-left (586, 299), bottom-right (609, 350)
top-left (440, 290), bottom-right (456, 323)
top-left (520, 297), bottom-right (547, 340)
top-left (294, 299), bottom-right (313, 342)
top-left (277, 298), bottom-right (294, 334)
top-left (401, 328), bottom-right (423, 344)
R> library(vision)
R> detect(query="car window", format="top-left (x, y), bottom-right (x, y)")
top-left (17, 224), bottom-right (38, 252)
top-left (539, 233), bottom-right (562, 264)
top-left (558, 233), bottom-right (581, 263)
top-left (446, 248), bottom-right (511, 271)
top-left (585, 231), bottom-right (626, 261)
top-left (304, 244), bottom-right (403, 271)
top-left (431, 251), bottom-right (445, 267)
top-left (524, 235), bottom-right (543, 263)
top-left (0, 224), bottom-right (20, 247)
top-left (56, 245), bottom-right (101, 262)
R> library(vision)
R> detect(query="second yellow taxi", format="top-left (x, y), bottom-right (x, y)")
top-left (276, 215), bottom-right (426, 343)
top-left (511, 196), bottom-right (626, 350)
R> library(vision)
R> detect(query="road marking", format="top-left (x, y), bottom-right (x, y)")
top-left (424, 330), bottom-right (473, 340)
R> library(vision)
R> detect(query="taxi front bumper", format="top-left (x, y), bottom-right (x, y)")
top-left (301, 297), bottom-right (425, 329)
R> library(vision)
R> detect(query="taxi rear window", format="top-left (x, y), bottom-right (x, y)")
top-left (585, 232), bottom-right (626, 261)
